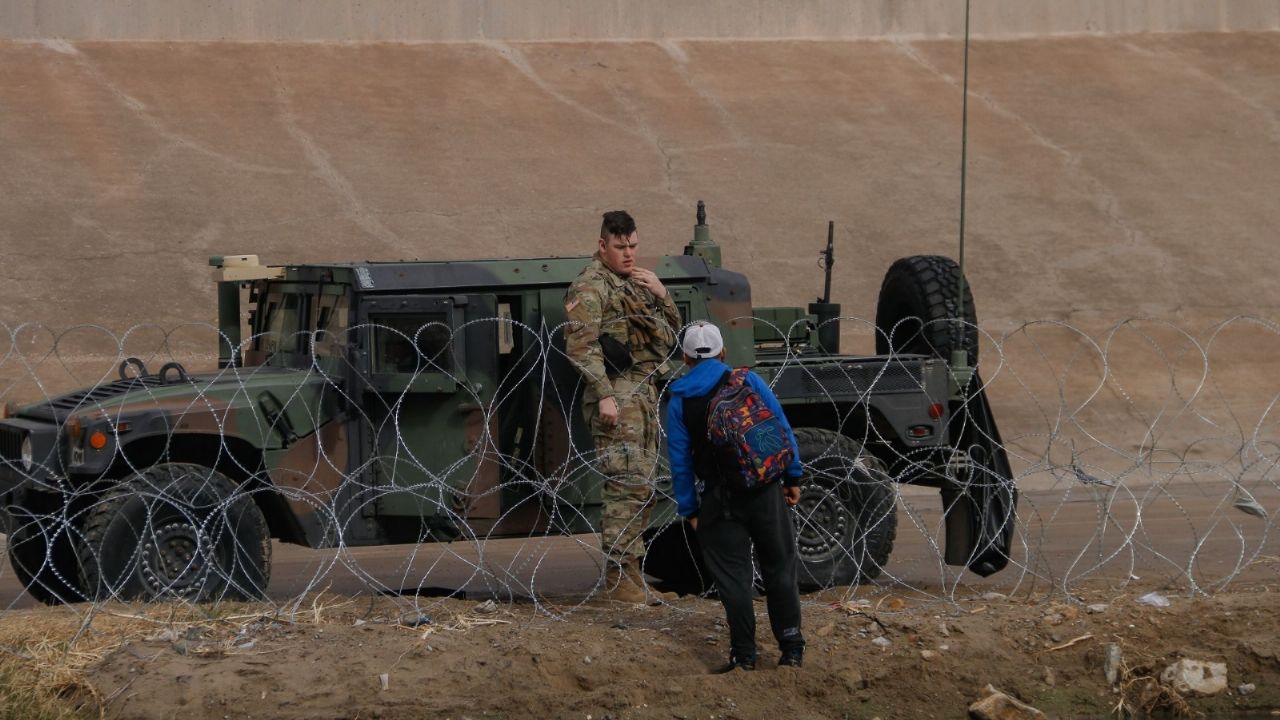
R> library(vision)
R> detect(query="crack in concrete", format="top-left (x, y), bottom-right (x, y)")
top-left (656, 38), bottom-right (689, 64)
top-left (70, 214), bottom-right (125, 245)
top-left (36, 39), bottom-right (79, 55)
top-left (227, 212), bottom-right (351, 234)
top-left (608, 85), bottom-right (681, 203)
top-left (892, 38), bottom-right (1147, 249)
top-left (69, 48), bottom-right (293, 177)
top-left (372, 209), bottom-right (471, 219)
top-left (236, 206), bottom-right (602, 229)
top-left (719, 216), bottom-right (753, 265)
top-left (1122, 40), bottom-right (1280, 146)
top-left (487, 40), bottom-right (724, 209)
top-left (657, 39), bottom-right (747, 146)
top-left (485, 41), bottom-right (641, 138)
top-left (90, 142), bottom-right (184, 204)
top-left (660, 140), bottom-right (675, 197)
top-left (495, 206), bottom-right (514, 245)
top-left (270, 69), bottom-right (407, 255)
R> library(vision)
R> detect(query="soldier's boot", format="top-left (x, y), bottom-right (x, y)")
top-left (599, 565), bottom-right (646, 604)
top-left (627, 566), bottom-right (679, 606)
top-left (649, 589), bottom-right (682, 605)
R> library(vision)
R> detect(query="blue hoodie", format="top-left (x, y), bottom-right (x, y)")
top-left (665, 358), bottom-right (803, 518)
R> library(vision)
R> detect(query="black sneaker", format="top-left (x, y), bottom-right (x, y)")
top-left (778, 650), bottom-right (803, 668)
top-left (713, 655), bottom-right (757, 673)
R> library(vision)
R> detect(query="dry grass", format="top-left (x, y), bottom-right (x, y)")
top-left (0, 607), bottom-right (120, 720)
top-left (1109, 643), bottom-right (1198, 719)
top-left (0, 593), bottom-right (397, 719)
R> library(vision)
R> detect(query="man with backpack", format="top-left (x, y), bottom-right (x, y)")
top-left (666, 321), bottom-right (806, 672)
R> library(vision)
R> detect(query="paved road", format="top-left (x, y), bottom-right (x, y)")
top-left (0, 482), bottom-right (1273, 609)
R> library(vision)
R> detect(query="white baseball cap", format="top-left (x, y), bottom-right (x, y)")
top-left (682, 321), bottom-right (724, 359)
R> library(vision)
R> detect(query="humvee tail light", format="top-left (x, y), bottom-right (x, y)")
top-left (928, 403), bottom-right (945, 420)
top-left (89, 431), bottom-right (108, 450)
top-left (66, 416), bottom-right (84, 445)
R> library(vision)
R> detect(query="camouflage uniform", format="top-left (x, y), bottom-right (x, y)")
top-left (564, 256), bottom-right (681, 574)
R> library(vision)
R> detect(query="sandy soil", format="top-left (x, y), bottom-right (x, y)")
top-left (1, 582), bottom-right (1268, 720)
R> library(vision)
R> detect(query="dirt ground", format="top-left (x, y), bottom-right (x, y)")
top-left (1, 581), bottom-right (1275, 720)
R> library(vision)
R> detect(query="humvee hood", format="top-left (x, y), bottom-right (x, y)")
top-left (14, 366), bottom-right (330, 423)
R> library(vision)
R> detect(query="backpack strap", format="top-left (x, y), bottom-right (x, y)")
top-left (682, 369), bottom-right (732, 484)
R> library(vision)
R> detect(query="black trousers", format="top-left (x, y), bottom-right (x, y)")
top-left (697, 482), bottom-right (805, 660)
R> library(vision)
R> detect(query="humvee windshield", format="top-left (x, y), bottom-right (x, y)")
top-left (370, 314), bottom-right (452, 373)
top-left (252, 284), bottom-right (351, 369)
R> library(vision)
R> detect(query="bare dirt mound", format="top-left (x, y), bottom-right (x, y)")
top-left (4, 584), bottom-right (1273, 719)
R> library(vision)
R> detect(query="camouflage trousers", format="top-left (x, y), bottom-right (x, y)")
top-left (586, 375), bottom-right (660, 570)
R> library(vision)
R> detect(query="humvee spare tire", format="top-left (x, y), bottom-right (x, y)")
top-left (875, 255), bottom-right (1018, 578)
top-left (78, 463), bottom-right (271, 602)
top-left (792, 428), bottom-right (896, 589)
top-left (875, 255), bottom-right (978, 366)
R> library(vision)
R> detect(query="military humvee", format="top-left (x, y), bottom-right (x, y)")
top-left (0, 203), bottom-right (1015, 604)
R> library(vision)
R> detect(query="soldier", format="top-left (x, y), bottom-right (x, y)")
top-left (564, 210), bottom-right (681, 603)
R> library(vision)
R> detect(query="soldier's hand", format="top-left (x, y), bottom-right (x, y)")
top-left (688, 516), bottom-right (698, 531)
top-left (599, 396), bottom-right (619, 427)
top-left (783, 486), bottom-right (802, 506)
top-left (630, 267), bottom-right (667, 299)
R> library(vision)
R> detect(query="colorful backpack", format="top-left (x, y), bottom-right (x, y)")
top-left (705, 368), bottom-right (794, 490)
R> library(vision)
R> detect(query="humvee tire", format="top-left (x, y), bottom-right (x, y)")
top-left (78, 463), bottom-right (271, 602)
top-left (7, 510), bottom-right (86, 605)
top-left (792, 428), bottom-right (896, 589)
top-left (875, 255), bottom-right (978, 366)
top-left (643, 430), bottom-right (897, 593)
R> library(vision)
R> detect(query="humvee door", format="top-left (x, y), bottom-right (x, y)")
top-left (357, 293), bottom-right (500, 538)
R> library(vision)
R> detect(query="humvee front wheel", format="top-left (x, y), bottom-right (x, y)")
top-left (792, 429), bottom-right (896, 590)
top-left (6, 508), bottom-right (87, 605)
top-left (78, 463), bottom-right (271, 602)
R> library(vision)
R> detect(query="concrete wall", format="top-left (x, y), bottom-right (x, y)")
top-left (3, 0), bottom-right (1279, 41)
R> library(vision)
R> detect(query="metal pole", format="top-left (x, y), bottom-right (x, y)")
top-left (957, 0), bottom-right (970, 346)
top-left (822, 220), bottom-right (834, 303)
top-left (946, 0), bottom-right (975, 395)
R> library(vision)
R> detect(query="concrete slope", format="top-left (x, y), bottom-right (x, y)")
top-left (1, 34), bottom-right (1277, 335)
top-left (4, 0), bottom-right (1279, 41)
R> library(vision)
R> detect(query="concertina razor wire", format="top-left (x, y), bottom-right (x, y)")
top-left (0, 314), bottom-right (1276, 625)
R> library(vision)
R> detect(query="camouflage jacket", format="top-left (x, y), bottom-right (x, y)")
top-left (564, 256), bottom-right (681, 401)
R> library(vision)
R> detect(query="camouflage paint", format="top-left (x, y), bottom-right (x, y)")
top-left (1, 247), bottom-right (960, 550)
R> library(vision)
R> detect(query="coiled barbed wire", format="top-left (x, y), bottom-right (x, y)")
top-left (0, 315), bottom-right (1275, 629)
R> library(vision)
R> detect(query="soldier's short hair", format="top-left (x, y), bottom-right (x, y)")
top-left (600, 210), bottom-right (636, 240)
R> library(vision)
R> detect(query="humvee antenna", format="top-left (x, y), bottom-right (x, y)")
top-left (820, 220), bottom-right (834, 304)
top-left (958, 0), bottom-right (970, 319)
top-left (950, 0), bottom-right (974, 389)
